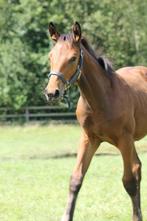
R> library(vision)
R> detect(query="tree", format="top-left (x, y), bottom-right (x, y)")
top-left (0, 0), bottom-right (147, 109)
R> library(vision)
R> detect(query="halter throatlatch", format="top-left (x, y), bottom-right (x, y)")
top-left (48, 49), bottom-right (83, 89)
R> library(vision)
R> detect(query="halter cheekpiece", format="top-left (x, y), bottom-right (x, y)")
top-left (48, 49), bottom-right (83, 88)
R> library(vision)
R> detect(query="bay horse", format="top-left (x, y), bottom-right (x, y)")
top-left (45, 22), bottom-right (147, 221)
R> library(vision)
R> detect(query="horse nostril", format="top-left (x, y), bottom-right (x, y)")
top-left (44, 89), bottom-right (53, 101)
top-left (54, 89), bottom-right (60, 98)
top-left (44, 89), bottom-right (60, 101)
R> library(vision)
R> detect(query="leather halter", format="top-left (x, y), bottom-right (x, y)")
top-left (48, 49), bottom-right (83, 89)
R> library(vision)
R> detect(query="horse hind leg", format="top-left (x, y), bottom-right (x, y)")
top-left (118, 135), bottom-right (142, 221)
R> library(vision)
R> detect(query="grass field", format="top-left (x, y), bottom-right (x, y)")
top-left (0, 123), bottom-right (147, 221)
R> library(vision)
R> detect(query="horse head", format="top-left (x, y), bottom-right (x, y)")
top-left (45, 22), bottom-right (82, 101)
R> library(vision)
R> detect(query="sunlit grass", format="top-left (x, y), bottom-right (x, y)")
top-left (0, 123), bottom-right (81, 159)
top-left (0, 123), bottom-right (146, 159)
top-left (0, 124), bottom-right (146, 221)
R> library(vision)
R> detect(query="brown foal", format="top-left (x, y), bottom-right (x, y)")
top-left (45, 22), bottom-right (147, 221)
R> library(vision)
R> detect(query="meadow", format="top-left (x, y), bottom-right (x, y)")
top-left (0, 123), bottom-right (147, 221)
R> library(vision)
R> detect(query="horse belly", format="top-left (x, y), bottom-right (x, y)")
top-left (134, 100), bottom-right (147, 140)
top-left (134, 111), bottom-right (147, 140)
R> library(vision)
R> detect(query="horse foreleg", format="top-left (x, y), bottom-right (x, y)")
top-left (61, 132), bottom-right (100, 221)
top-left (118, 135), bottom-right (142, 221)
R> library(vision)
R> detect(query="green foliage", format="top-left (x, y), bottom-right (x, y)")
top-left (0, 0), bottom-right (147, 109)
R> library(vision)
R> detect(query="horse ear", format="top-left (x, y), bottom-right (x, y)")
top-left (72, 22), bottom-right (81, 42)
top-left (48, 22), bottom-right (60, 41)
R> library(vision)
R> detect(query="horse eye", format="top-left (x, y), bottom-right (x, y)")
top-left (69, 56), bottom-right (77, 63)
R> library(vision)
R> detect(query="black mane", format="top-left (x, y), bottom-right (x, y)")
top-left (81, 37), bottom-right (114, 77)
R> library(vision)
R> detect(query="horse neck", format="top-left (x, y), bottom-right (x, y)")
top-left (78, 48), bottom-right (113, 113)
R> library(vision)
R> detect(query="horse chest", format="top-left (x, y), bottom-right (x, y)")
top-left (76, 97), bottom-right (124, 143)
top-left (78, 113), bottom-right (114, 140)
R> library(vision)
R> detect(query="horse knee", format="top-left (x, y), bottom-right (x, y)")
top-left (132, 161), bottom-right (142, 182)
top-left (123, 177), bottom-right (138, 197)
top-left (123, 161), bottom-right (142, 197)
top-left (69, 175), bottom-right (83, 194)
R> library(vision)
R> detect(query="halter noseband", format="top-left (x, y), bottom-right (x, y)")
top-left (48, 49), bottom-right (83, 88)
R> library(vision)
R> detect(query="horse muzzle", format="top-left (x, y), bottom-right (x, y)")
top-left (44, 88), bottom-right (60, 101)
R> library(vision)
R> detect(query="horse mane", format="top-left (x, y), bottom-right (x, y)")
top-left (81, 37), bottom-right (114, 77)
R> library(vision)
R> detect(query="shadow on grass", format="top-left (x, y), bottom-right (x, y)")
top-left (30, 150), bottom-right (147, 160)
top-left (50, 152), bottom-right (119, 159)
top-left (0, 151), bottom-right (146, 161)
top-left (0, 152), bottom-right (118, 161)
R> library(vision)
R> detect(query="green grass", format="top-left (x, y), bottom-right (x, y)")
top-left (0, 124), bottom-right (147, 221)
top-left (0, 124), bottom-right (81, 159)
